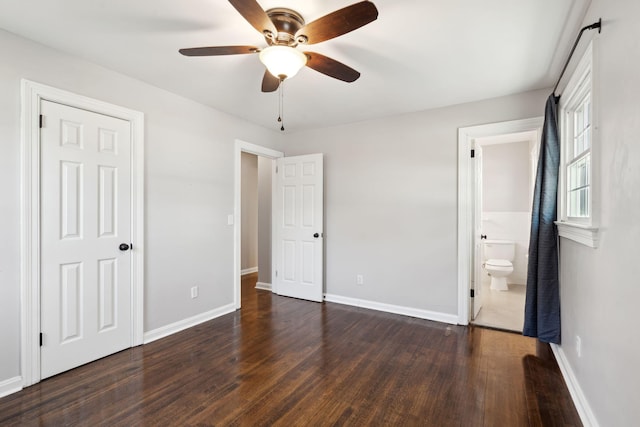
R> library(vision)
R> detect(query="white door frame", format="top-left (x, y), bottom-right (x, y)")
top-left (233, 140), bottom-right (284, 309)
top-left (471, 144), bottom-right (484, 320)
top-left (20, 80), bottom-right (145, 387)
top-left (457, 117), bottom-right (543, 325)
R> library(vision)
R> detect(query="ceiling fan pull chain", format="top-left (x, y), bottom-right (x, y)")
top-left (278, 79), bottom-right (285, 131)
top-left (277, 83), bottom-right (282, 124)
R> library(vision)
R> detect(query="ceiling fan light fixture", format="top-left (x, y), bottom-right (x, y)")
top-left (259, 46), bottom-right (307, 80)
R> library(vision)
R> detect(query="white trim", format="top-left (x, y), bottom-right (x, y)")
top-left (0, 376), bottom-right (23, 399)
top-left (555, 221), bottom-right (599, 248)
top-left (143, 304), bottom-right (236, 344)
top-left (324, 294), bottom-right (458, 325)
top-left (550, 344), bottom-right (600, 427)
top-left (457, 135), bottom-right (472, 326)
top-left (558, 40), bottom-right (600, 247)
top-left (457, 117), bottom-right (544, 325)
top-left (255, 282), bottom-right (272, 291)
top-left (234, 140), bottom-right (284, 310)
top-left (20, 80), bottom-right (145, 387)
top-left (241, 267), bottom-right (259, 275)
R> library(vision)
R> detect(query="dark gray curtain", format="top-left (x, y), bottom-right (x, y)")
top-left (523, 94), bottom-right (561, 344)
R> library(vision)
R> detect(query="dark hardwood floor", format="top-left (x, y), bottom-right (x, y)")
top-left (0, 273), bottom-right (581, 426)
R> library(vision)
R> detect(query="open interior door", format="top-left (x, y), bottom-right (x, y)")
top-left (274, 154), bottom-right (324, 302)
top-left (472, 145), bottom-right (484, 319)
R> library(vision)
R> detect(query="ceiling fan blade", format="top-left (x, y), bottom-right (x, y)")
top-left (295, 1), bottom-right (378, 45)
top-left (179, 46), bottom-right (259, 56)
top-left (228, 0), bottom-right (277, 37)
top-left (304, 52), bottom-right (361, 82)
top-left (261, 70), bottom-right (280, 92)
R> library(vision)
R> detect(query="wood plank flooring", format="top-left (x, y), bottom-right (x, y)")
top-left (0, 273), bottom-right (581, 426)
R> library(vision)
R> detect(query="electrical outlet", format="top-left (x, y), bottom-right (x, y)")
top-left (191, 286), bottom-right (198, 299)
top-left (356, 274), bottom-right (364, 285)
top-left (576, 335), bottom-right (582, 358)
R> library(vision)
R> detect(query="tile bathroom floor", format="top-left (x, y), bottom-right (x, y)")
top-left (473, 279), bottom-right (526, 332)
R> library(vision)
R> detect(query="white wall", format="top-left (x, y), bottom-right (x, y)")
top-left (241, 152), bottom-right (258, 271)
top-left (0, 29), bottom-right (281, 384)
top-left (257, 156), bottom-right (273, 284)
top-left (481, 141), bottom-right (531, 284)
top-left (556, 0), bottom-right (640, 425)
top-left (282, 88), bottom-right (549, 315)
top-left (482, 141), bottom-right (530, 212)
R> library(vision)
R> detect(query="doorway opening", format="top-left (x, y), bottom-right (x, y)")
top-left (472, 131), bottom-right (540, 331)
top-left (240, 151), bottom-right (274, 293)
top-left (234, 140), bottom-right (283, 309)
top-left (457, 117), bottom-right (543, 327)
top-left (234, 145), bottom-right (325, 306)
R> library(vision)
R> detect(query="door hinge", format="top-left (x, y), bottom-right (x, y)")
top-left (470, 289), bottom-right (475, 298)
top-left (275, 165), bottom-right (278, 174)
top-left (40, 332), bottom-right (43, 346)
top-left (275, 270), bottom-right (278, 278)
top-left (39, 114), bottom-right (44, 129)
top-left (470, 149), bottom-right (475, 158)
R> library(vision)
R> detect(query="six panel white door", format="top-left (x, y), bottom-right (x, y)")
top-left (40, 100), bottom-right (132, 379)
top-left (275, 154), bottom-right (324, 302)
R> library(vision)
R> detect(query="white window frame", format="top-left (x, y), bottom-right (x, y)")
top-left (556, 40), bottom-right (599, 248)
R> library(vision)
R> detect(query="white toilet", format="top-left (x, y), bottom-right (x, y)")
top-left (483, 240), bottom-right (515, 291)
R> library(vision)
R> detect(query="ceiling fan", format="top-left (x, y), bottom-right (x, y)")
top-left (179, 0), bottom-right (379, 92)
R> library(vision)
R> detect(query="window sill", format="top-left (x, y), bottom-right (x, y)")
top-left (555, 221), bottom-right (599, 248)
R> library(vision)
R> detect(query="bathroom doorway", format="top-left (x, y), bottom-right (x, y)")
top-left (471, 130), bottom-right (540, 332)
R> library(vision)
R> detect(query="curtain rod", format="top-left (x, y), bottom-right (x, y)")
top-left (553, 18), bottom-right (602, 98)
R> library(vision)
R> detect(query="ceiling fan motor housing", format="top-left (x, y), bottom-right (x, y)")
top-left (265, 8), bottom-right (306, 46)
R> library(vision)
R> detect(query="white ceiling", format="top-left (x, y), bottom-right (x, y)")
top-left (0, 0), bottom-right (589, 132)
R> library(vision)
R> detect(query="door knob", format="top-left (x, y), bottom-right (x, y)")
top-left (119, 243), bottom-right (131, 251)
top-left (313, 233), bottom-right (320, 238)
top-left (480, 235), bottom-right (487, 240)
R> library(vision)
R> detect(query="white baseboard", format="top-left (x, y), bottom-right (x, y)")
top-left (323, 294), bottom-right (458, 325)
top-left (241, 267), bottom-right (258, 275)
top-left (550, 344), bottom-right (599, 427)
top-left (0, 376), bottom-right (23, 398)
top-left (255, 282), bottom-right (271, 291)
top-left (143, 303), bottom-right (236, 344)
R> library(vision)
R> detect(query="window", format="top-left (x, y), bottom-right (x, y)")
top-left (566, 91), bottom-right (591, 219)
top-left (557, 40), bottom-right (599, 247)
